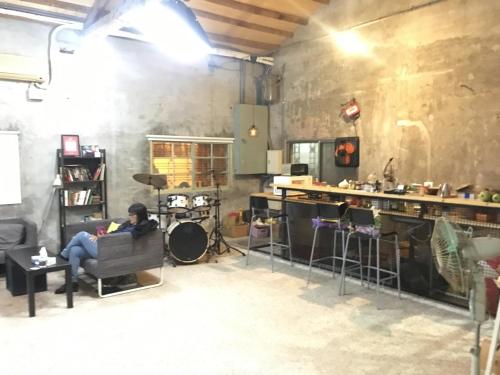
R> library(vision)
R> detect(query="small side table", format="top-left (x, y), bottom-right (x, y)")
top-left (6, 247), bottom-right (73, 317)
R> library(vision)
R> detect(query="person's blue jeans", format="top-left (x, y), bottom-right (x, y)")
top-left (60, 231), bottom-right (98, 282)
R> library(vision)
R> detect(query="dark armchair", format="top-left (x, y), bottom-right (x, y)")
top-left (65, 219), bottom-right (164, 297)
top-left (0, 218), bottom-right (38, 265)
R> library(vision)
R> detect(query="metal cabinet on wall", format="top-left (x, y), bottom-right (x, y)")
top-left (233, 104), bottom-right (269, 174)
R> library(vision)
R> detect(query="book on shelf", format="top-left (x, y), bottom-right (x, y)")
top-left (93, 166), bottom-right (101, 181)
top-left (99, 163), bottom-right (105, 181)
top-left (64, 189), bottom-right (95, 207)
top-left (63, 165), bottom-right (92, 182)
top-left (92, 163), bottom-right (105, 181)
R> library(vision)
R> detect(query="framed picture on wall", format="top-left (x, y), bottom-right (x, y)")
top-left (61, 135), bottom-right (81, 157)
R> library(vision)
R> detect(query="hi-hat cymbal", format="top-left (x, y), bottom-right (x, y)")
top-left (133, 173), bottom-right (167, 189)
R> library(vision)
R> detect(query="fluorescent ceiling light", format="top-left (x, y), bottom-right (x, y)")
top-left (123, 0), bottom-right (212, 63)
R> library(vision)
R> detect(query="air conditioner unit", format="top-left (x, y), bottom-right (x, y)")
top-left (0, 53), bottom-right (45, 83)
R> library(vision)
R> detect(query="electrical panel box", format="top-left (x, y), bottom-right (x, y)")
top-left (267, 150), bottom-right (282, 174)
top-left (233, 104), bottom-right (269, 174)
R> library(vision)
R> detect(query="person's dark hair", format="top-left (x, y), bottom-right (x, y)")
top-left (128, 203), bottom-right (148, 223)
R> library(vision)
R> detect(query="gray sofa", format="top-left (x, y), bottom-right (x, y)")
top-left (65, 219), bottom-right (164, 297)
top-left (0, 218), bottom-right (38, 265)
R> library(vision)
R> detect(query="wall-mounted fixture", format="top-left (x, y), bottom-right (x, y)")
top-left (340, 98), bottom-right (361, 123)
top-left (248, 125), bottom-right (258, 137)
top-left (0, 53), bottom-right (45, 83)
top-left (233, 104), bottom-right (269, 174)
top-left (120, 0), bottom-right (212, 63)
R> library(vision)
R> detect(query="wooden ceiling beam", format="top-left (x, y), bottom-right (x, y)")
top-left (207, 32), bottom-right (279, 51)
top-left (202, 0), bottom-right (308, 25)
top-left (14, 0), bottom-right (89, 14)
top-left (0, 2), bottom-right (84, 21)
top-left (192, 8), bottom-right (293, 37)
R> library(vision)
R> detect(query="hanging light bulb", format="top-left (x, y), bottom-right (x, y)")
top-left (248, 105), bottom-right (258, 137)
top-left (249, 124), bottom-right (258, 137)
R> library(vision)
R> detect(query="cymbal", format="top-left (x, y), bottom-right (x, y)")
top-left (133, 173), bottom-right (167, 189)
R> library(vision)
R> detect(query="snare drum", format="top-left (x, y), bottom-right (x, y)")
top-left (166, 194), bottom-right (189, 213)
top-left (192, 194), bottom-right (211, 212)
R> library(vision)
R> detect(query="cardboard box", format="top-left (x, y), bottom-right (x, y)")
top-left (480, 338), bottom-right (500, 374)
top-left (223, 223), bottom-right (249, 238)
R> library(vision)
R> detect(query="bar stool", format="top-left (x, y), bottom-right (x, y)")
top-left (306, 202), bottom-right (348, 285)
top-left (339, 207), bottom-right (401, 303)
top-left (246, 196), bottom-right (293, 272)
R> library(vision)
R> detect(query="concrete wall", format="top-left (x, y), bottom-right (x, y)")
top-left (271, 0), bottom-right (500, 190)
top-left (0, 17), bottom-right (262, 249)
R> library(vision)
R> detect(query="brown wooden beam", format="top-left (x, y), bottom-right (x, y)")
top-left (193, 8), bottom-right (293, 37)
top-left (15, 0), bottom-right (89, 14)
top-left (0, 2), bottom-right (84, 21)
top-left (207, 32), bottom-right (279, 51)
top-left (202, 0), bottom-right (308, 25)
top-left (212, 43), bottom-right (247, 53)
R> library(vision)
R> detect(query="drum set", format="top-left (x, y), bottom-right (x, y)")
top-left (133, 173), bottom-right (244, 265)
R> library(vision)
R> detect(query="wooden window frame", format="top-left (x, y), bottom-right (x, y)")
top-left (147, 135), bottom-right (234, 193)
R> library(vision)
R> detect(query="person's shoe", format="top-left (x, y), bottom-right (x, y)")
top-left (55, 282), bottom-right (79, 294)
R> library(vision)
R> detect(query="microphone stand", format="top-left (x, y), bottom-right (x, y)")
top-left (154, 185), bottom-right (176, 267)
top-left (208, 170), bottom-right (245, 257)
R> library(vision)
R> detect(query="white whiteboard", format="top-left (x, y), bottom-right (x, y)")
top-left (0, 131), bottom-right (21, 205)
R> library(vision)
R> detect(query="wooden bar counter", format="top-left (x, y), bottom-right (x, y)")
top-left (250, 185), bottom-right (500, 305)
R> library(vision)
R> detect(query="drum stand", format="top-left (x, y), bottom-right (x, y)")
top-left (207, 180), bottom-right (245, 258)
top-left (154, 186), bottom-right (176, 267)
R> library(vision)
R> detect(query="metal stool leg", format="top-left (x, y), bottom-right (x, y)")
top-left (246, 216), bottom-right (255, 266)
top-left (332, 229), bottom-right (337, 279)
top-left (358, 237), bottom-right (363, 287)
top-left (286, 217), bottom-right (293, 267)
top-left (307, 226), bottom-right (319, 286)
top-left (367, 238), bottom-right (373, 289)
top-left (376, 237), bottom-right (381, 305)
top-left (270, 219), bottom-right (274, 272)
top-left (339, 233), bottom-right (351, 296)
top-left (395, 234), bottom-right (401, 298)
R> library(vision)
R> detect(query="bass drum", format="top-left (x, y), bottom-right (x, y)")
top-left (167, 220), bottom-right (208, 263)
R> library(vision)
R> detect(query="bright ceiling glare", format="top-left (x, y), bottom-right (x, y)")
top-left (124, 0), bottom-right (212, 63)
top-left (332, 30), bottom-right (372, 57)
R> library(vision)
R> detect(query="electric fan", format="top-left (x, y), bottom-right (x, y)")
top-left (431, 217), bottom-right (500, 375)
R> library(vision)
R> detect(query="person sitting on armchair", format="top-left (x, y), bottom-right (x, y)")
top-left (55, 203), bottom-right (158, 294)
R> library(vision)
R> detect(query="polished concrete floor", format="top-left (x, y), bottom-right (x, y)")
top-left (0, 250), bottom-right (479, 375)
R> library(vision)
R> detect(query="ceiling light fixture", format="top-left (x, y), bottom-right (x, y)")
top-left (122, 0), bottom-right (212, 63)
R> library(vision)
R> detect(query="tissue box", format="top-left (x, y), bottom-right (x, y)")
top-left (31, 256), bottom-right (47, 266)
